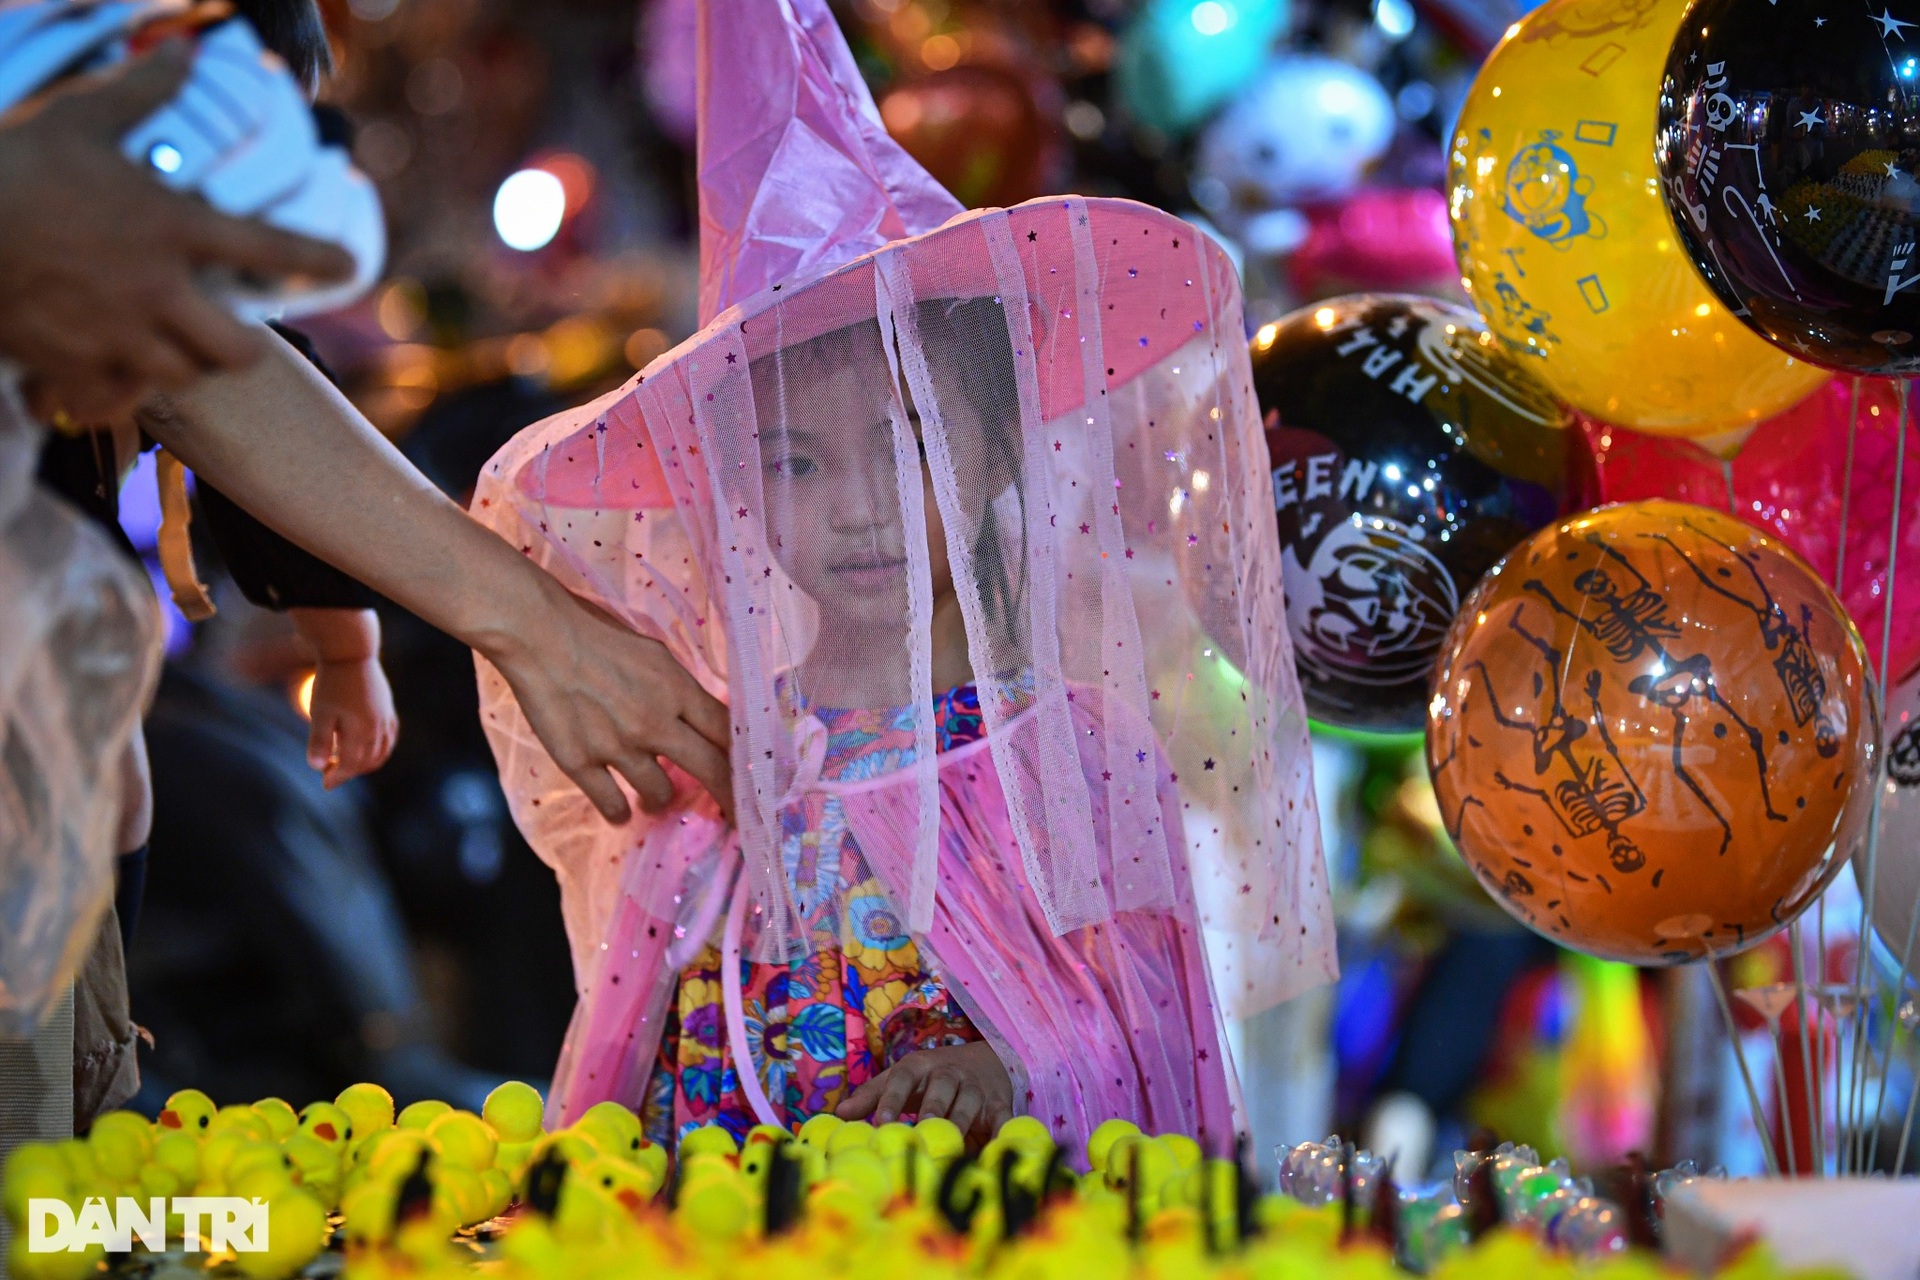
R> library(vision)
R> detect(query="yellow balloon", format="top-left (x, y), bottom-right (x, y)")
top-left (1448, 0), bottom-right (1824, 434)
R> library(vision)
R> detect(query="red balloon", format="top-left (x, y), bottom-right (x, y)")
top-left (1579, 379), bottom-right (1920, 684)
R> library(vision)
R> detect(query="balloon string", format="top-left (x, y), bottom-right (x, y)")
top-left (1788, 921), bottom-right (1824, 1174)
top-left (1835, 1005), bottom-right (1850, 1174)
top-left (1866, 380), bottom-right (1918, 1174)
top-left (1836, 377), bottom-right (1860, 595)
top-left (1817, 380), bottom-right (1856, 1169)
top-left (1704, 950), bottom-right (1781, 1176)
top-left (1767, 1020), bottom-right (1798, 1177)
top-left (1864, 871), bottom-right (1920, 1176)
top-left (1895, 1070), bottom-right (1920, 1176)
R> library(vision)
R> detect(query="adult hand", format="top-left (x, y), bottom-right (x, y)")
top-left (0, 42), bottom-right (353, 421)
top-left (836, 1042), bottom-right (1014, 1144)
top-left (484, 580), bottom-right (734, 825)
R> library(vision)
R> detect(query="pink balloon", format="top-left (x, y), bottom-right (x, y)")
top-left (638, 0), bottom-right (697, 146)
top-left (1580, 378), bottom-right (1920, 684)
top-left (1286, 187), bottom-right (1457, 302)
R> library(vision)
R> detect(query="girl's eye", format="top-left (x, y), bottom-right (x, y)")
top-left (782, 456), bottom-right (816, 478)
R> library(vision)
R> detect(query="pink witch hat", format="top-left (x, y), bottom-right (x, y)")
top-left (692, 0), bottom-right (962, 323)
top-left (475, 0), bottom-right (1334, 1145)
top-left (537, 0), bottom-right (1212, 507)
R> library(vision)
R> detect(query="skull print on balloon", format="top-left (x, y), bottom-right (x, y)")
top-left (1252, 293), bottom-right (1576, 733)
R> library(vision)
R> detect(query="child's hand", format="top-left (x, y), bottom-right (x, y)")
top-left (307, 654), bottom-right (398, 788)
top-left (290, 607), bottom-right (397, 789)
top-left (835, 1042), bottom-right (1013, 1144)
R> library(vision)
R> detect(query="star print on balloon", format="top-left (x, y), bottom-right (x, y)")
top-left (1874, 6), bottom-right (1916, 37)
top-left (1426, 501), bottom-right (1878, 965)
top-left (1657, 0), bottom-right (1920, 372)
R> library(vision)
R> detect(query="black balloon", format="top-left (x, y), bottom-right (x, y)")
top-left (1254, 293), bottom-right (1573, 733)
top-left (1658, 0), bottom-right (1920, 374)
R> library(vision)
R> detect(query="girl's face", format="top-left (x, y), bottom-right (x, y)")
top-left (760, 357), bottom-right (954, 632)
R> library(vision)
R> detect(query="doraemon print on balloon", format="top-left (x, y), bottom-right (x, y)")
top-left (1502, 130), bottom-right (1604, 247)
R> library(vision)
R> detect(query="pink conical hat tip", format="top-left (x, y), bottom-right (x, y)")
top-left (693, 0), bottom-right (961, 325)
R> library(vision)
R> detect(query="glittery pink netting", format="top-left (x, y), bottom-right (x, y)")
top-left (470, 0), bottom-right (1333, 1146)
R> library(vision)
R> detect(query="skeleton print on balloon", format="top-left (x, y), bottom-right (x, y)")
top-left (1427, 500), bottom-right (1879, 965)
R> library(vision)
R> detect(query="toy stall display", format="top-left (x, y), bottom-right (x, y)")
top-left (0, 1086), bottom-right (1877, 1280)
top-left (16, 0), bottom-right (1920, 1278)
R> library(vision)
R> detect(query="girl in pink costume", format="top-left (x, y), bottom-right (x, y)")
top-left (472, 0), bottom-right (1334, 1155)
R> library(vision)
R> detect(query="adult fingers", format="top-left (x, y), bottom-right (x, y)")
top-left (677, 680), bottom-right (732, 752)
top-left (27, 368), bottom-right (142, 425)
top-left (120, 332), bottom-right (203, 395)
top-left (657, 719), bottom-right (733, 816)
top-left (307, 711), bottom-right (338, 772)
top-left (871, 1065), bottom-right (923, 1126)
top-left (369, 720), bottom-right (398, 769)
top-left (564, 761), bottom-right (633, 826)
top-left (174, 202), bottom-right (355, 285)
top-left (48, 41), bottom-right (192, 139)
top-left (332, 718), bottom-right (379, 783)
top-left (613, 752), bottom-right (675, 814)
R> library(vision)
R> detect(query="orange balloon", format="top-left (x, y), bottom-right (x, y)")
top-left (1426, 501), bottom-right (1878, 965)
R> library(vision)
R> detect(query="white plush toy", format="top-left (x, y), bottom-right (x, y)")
top-left (0, 0), bottom-right (384, 319)
top-left (1193, 54), bottom-right (1393, 256)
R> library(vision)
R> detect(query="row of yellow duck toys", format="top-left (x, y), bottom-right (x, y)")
top-left (3, 1087), bottom-right (1834, 1280)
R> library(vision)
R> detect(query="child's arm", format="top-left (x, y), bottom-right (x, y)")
top-left (136, 330), bottom-right (734, 823)
top-left (289, 607), bottom-right (396, 789)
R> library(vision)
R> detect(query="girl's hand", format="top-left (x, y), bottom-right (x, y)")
top-left (484, 580), bottom-right (734, 825)
top-left (306, 655), bottom-right (398, 787)
top-left (835, 1042), bottom-right (1014, 1144)
top-left (290, 607), bottom-right (397, 788)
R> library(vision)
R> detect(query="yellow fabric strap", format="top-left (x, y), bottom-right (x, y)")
top-left (154, 449), bottom-right (216, 622)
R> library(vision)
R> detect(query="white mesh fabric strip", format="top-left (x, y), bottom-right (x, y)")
top-left (684, 341), bottom-right (795, 961)
top-left (982, 214), bottom-right (1104, 933)
top-left (872, 253), bottom-right (942, 935)
top-left (1190, 229), bottom-right (1333, 1013)
top-left (1066, 197), bottom-right (1169, 913)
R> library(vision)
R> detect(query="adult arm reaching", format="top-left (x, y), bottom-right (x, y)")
top-left (138, 331), bottom-right (734, 824)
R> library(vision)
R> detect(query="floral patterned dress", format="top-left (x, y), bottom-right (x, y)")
top-left (641, 685), bottom-right (987, 1145)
